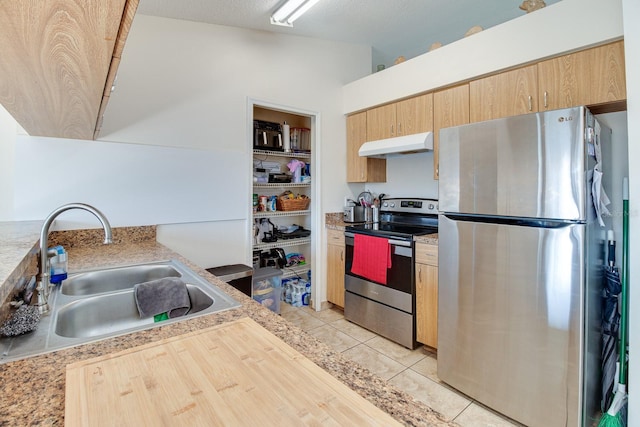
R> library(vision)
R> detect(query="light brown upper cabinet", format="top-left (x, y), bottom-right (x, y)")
top-left (347, 112), bottom-right (386, 182)
top-left (469, 64), bottom-right (538, 123)
top-left (433, 84), bottom-right (470, 180)
top-left (366, 93), bottom-right (433, 141)
top-left (0, 0), bottom-right (139, 140)
top-left (538, 41), bottom-right (626, 111)
top-left (537, 47), bottom-right (591, 110)
top-left (586, 40), bottom-right (626, 108)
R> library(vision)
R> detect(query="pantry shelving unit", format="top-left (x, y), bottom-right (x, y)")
top-left (252, 149), bottom-right (311, 280)
top-left (252, 106), bottom-right (312, 284)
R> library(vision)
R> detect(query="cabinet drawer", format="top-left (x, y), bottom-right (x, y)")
top-left (327, 229), bottom-right (345, 246)
top-left (415, 242), bottom-right (438, 266)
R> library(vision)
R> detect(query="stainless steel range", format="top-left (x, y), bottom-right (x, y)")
top-left (344, 198), bottom-right (438, 349)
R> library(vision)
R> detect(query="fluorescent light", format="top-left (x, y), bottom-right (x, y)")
top-left (271, 0), bottom-right (321, 27)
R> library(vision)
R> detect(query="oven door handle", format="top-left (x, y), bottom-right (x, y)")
top-left (344, 232), bottom-right (412, 248)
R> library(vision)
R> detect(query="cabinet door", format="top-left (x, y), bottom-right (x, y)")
top-left (470, 64), bottom-right (538, 122)
top-left (327, 244), bottom-right (345, 308)
top-left (347, 112), bottom-right (386, 183)
top-left (415, 262), bottom-right (438, 348)
top-left (366, 103), bottom-right (396, 140)
top-left (538, 49), bottom-right (591, 110)
top-left (588, 40), bottom-right (626, 106)
top-left (433, 84), bottom-right (469, 179)
top-left (396, 93), bottom-right (433, 136)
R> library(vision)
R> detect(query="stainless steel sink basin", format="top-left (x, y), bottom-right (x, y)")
top-left (0, 260), bottom-right (241, 363)
top-left (55, 285), bottom-right (213, 338)
top-left (61, 263), bottom-right (181, 296)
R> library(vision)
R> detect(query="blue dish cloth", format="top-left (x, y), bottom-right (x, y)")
top-left (134, 277), bottom-right (191, 319)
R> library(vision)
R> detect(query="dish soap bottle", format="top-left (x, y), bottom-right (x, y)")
top-left (49, 245), bottom-right (68, 285)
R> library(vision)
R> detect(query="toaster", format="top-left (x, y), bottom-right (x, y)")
top-left (343, 206), bottom-right (366, 223)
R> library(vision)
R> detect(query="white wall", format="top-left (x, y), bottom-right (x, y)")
top-left (343, 0), bottom-right (623, 113)
top-left (1, 15), bottom-right (371, 275)
top-left (364, 152), bottom-right (438, 200)
top-left (99, 15), bottom-right (370, 270)
top-left (621, 0), bottom-right (638, 423)
top-left (0, 104), bottom-right (16, 220)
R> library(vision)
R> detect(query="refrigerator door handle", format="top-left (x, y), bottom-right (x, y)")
top-left (441, 213), bottom-right (582, 229)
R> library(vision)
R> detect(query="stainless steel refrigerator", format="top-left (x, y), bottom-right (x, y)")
top-left (438, 106), bottom-right (612, 427)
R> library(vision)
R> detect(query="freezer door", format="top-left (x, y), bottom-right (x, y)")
top-left (437, 215), bottom-right (588, 427)
top-left (439, 107), bottom-right (591, 221)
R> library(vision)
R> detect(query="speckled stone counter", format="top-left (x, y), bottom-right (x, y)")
top-left (414, 233), bottom-right (439, 245)
top-left (0, 225), bottom-right (453, 427)
top-left (325, 212), bottom-right (349, 230)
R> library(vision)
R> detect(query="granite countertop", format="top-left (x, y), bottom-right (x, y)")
top-left (0, 225), bottom-right (452, 427)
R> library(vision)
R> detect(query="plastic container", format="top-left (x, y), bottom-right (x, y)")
top-left (252, 267), bottom-right (283, 314)
top-left (290, 128), bottom-right (310, 152)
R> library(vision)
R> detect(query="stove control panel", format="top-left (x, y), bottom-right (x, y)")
top-left (381, 198), bottom-right (438, 214)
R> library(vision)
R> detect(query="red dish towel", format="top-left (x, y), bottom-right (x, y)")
top-left (350, 234), bottom-right (392, 285)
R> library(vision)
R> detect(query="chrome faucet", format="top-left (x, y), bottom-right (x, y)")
top-left (36, 203), bottom-right (113, 314)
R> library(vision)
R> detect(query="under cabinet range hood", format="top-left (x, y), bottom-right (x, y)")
top-left (358, 131), bottom-right (434, 157)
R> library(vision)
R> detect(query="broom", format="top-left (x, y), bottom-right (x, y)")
top-left (599, 178), bottom-right (629, 427)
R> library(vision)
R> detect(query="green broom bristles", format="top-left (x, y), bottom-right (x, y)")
top-left (598, 384), bottom-right (628, 427)
top-left (598, 412), bottom-right (625, 427)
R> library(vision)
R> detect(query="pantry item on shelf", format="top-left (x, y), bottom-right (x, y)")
top-left (290, 127), bottom-right (310, 152)
top-left (277, 191), bottom-right (310, 211)
top-left (285, 252), bottom-right (306, 267)
top-left (287, 159), bottom-right (306, 183)
top-left (394, 56), bottom-right (406, 65)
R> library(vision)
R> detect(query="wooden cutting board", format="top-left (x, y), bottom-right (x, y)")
top-left (65, 317), bottom-right (402, 426)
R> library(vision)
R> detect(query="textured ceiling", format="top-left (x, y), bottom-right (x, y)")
top-left (136, 0), bottom-right (563, 69)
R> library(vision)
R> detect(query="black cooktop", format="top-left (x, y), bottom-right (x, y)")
top-left (344, 197), bottom-right (438, 240)
top-left (345, 222), bottom-right (437, 240)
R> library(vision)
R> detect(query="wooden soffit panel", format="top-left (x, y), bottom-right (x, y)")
top-left (0, 0), bottom-right (134, 140)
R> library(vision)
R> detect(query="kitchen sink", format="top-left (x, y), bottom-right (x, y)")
top-left (61, 263), bottom-right (181, 296)
top-left (55, 285), bottom-right (214, 338)
top-left (0, 260), bottom-right (241, 363)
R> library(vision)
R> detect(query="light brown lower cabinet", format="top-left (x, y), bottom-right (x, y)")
top-left (415, 242), bottom-right (438, 348)
top-left (326, 229), bottom-right (345, 308)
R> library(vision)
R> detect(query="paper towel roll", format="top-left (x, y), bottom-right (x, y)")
top-left (283, 122), bottom-right (291, 152)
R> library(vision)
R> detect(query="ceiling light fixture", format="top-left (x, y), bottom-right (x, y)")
top-left (270, 0), bottom-right (321, 27)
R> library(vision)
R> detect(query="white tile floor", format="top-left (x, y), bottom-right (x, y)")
top-left (280, 304), bottom-right (522, 427)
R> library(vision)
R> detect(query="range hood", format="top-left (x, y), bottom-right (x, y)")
top-left (358, 132), bottom-right (434, 158)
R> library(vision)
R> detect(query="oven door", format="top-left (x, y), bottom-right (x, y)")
top-left (344, 232), bottom-right (413, 301)
top-left (343, 232), bottom-right (415, 348)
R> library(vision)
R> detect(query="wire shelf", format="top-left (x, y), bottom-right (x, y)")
top-left (253, 182), bottom-right (311, 188)
top-left (281, 265), bottom-right (310, 279)
top-left (253, 210), bottom-right (310, 218)
top-left (253, 149), bottom-right (310, 159)
top-left (254, 237), bottom-right (311, 251)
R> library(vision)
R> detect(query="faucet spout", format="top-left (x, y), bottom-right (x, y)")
top-left (36, 203), bottom-right (113, 314)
